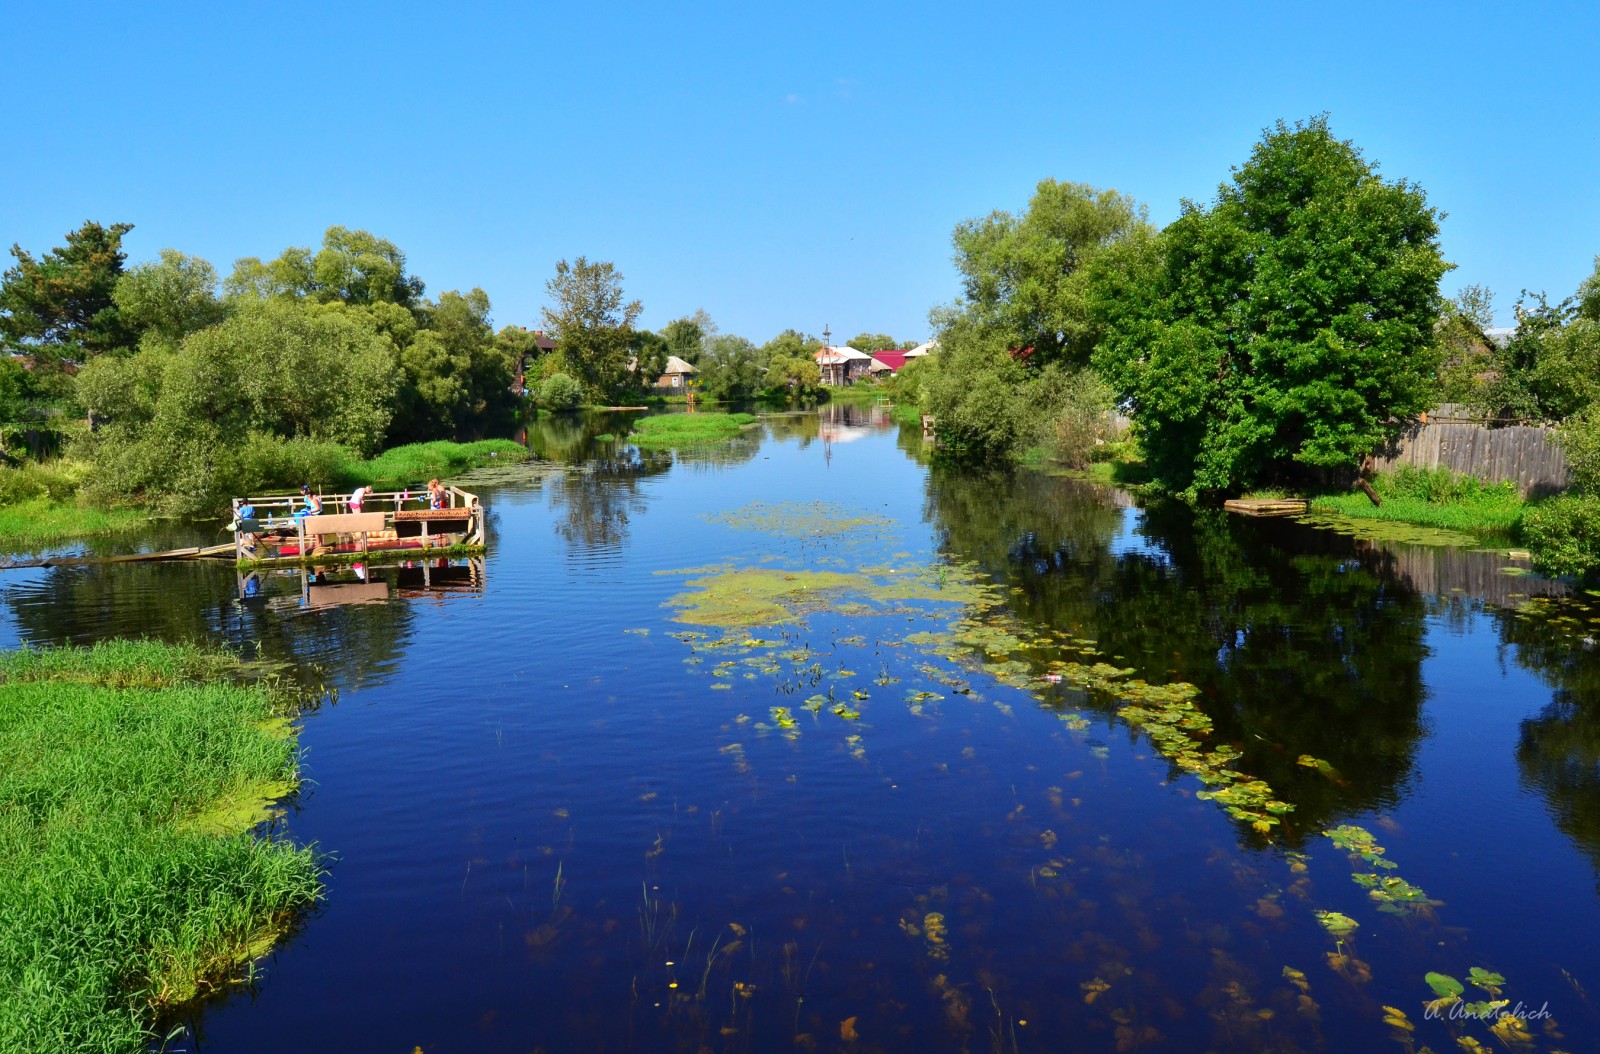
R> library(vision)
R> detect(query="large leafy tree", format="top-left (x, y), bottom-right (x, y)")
top-left (1093, 117), bottom-right (1450, 497)
top-left (225, 226), bottom-right (424, 308)
top-left (660, 317), bottom-right (705, 364)
top-left (0, 221), bottom-right (137, 364)
top-left (938, 180), bottom-right (1150, 366)
top-left (113, 249), bottom-right (229, 352)
top-left (395, 289), bottom-right (516, 441)
top-left (541, 257), bottom-right (642, 401)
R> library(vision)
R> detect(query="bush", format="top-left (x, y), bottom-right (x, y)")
top-left (0, 459), bottom-right (87, 505)
top-left (539, 373), bottom-right (583, 412)
top-left (1523, 493), bottom-right (1600, 578)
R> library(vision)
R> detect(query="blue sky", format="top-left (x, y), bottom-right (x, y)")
top-left (4, 1), bottom-right (1597, 342)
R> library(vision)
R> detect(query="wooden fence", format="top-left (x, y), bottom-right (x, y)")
top-left (1371, 419), bottom-right (1570, 497)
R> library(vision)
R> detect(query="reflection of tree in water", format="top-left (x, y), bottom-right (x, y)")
top-left (549, 447), bottom-right (672, 554)
top-left (1499, 604), bottom-right (1600, 888)
top-left (523, 409), bottom-right (650, 463)
top-left (924, 468), bottom-right (1430, 841)
top-left (2, 559), bottom-right (416, 693)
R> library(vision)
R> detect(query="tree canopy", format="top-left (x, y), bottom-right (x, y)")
top-left (541, 257), bottom-right (642, 401)
top-left (0, 221), bottom-right (137, 365)
top-left (1093, 117), bottom-right (1450, 496)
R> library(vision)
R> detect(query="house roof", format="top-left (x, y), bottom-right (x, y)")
top-left (815, 345), bottom-right (872, 363)
top-left (903, 340), bottom-right (937, 357)
top-left (663, 355), bottom-right (697, 374)
top-left (872, 350), bottom-right (907, 371)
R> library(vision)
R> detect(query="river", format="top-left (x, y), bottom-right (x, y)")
top-left (3, 404), bottom-right (1598, 1053)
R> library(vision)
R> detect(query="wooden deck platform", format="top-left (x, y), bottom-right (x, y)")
top-left (1223, 498), bottom-right (1309, 517)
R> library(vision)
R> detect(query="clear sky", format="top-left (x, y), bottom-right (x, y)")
top-left (4, 1), bottom-right (1597, 342)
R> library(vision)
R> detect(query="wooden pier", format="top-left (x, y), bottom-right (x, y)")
top-left (232, 485), bottom-right (485, 566)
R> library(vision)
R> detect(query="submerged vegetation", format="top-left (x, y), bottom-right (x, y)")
top-left (0, 641), bottom-right (323, 1053)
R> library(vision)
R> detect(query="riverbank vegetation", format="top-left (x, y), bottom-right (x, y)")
top-left (1308, 466), bottom-right (1528, 539)
top-left (0, 640), bottom-right (322, 1053)
top-left (629, 412), bottom-right (758, 448)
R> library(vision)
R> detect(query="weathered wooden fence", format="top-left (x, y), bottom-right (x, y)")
top-left (1371, 418), bottom-right (1569, 497)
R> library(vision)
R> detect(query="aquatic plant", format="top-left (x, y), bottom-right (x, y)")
top-left (0, 641), bottom-right (323, 1054)
top-left (629, 413), bottom-right (758, 448)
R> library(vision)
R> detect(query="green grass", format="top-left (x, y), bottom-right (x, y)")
top-left (0, 496), bottom-right (149, 549)
top-left (1307, 466), bottom-right (1527, 538)
top-left (629, 412), bottom-right (759, 448)
top-left (0, 641), bottom-right (323, 1053)
top-left (344, 439), bottom-right (530, 488)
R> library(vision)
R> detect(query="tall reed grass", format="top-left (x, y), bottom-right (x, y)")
top-left (0, 641), bottom-right (323, 1053)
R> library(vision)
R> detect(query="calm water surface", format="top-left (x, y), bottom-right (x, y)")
top-left (4, 405), bottom-right (1600, 1053)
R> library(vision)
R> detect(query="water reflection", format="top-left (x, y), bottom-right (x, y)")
top-left (924, 468), bottom-right (1429, 840)
top-left (549, 447), bottom-right (672, 556)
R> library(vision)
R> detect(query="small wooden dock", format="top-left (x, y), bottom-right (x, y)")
top-left (1224, 498), bottom-right (1308, 517)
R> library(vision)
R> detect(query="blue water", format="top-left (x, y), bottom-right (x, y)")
top-left (3, 408), bottom-right (1598, 1052)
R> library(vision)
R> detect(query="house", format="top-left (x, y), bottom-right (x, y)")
top-left (870, 350), bottom-right (907, 375)
top-left (814, 346), bottom-right (874, 386)
top-left (902, 339), bottom-right (936, 359)
top-left (654, 355), bottom-right (698, 390)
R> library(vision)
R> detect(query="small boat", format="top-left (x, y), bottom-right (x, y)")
top-left (229, 485), bottom-right (485, 566)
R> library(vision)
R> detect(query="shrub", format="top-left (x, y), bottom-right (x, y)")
top-left (539, 373), bottom-right (584, 412)
top-left (0, 459), bottom-right (87, 505)
top-left (1523, 493), bottom-right (1600, 578)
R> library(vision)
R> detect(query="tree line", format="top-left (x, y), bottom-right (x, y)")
top-left (0, 224), bottom-right (913, 515)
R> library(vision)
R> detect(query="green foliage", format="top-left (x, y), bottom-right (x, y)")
top-left (661, 316), bottom-right (705, 364)
top-left (76, 299), bottom-right (400, 513)
top-left (1047, 368), bottom-right (1119, 469)
top-left (348, 439), bottom-right (527, 487)
top-left (112, 249), bottom-right (227, 352)
top-left (846, 332), bottom-right (899, 353)
top-left (1308, 467), bottom-right (1525, 538)
top-left (0, 221), bottom-right (137, 364)
top-left (539, 372), bottom-right (584, 412)
top-left (541, 257), bottom-right (642, 401)
top-left (225, 226), bottom-right (423, 307)
top-left (1523, 493), bottom-right (1600, 578)
top-left (630, 329), bottom-right (671, 390)
top-left (1472, 290), bottom-right (1590, 422)
top-left (393, 288), bottom-right (516, 442)
top-left (630, 412), bottom-right (757, 447)
top-left (939, 179), bottom-right (1151, 367)
top-left (0, 641), bottom-right (321, 1053)
top-left (1555, 409), bottom-right (1600, 493)
top-left (1094, 117), bottom-right (1450, 497)
top-left (1434, 285), bottom-right (1497, 406)
top-left (697, 334), bottom-right (763, 401)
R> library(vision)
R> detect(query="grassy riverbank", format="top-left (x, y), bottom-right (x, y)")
top-left (630, 412), bottom-right (758, 447)
top-left (1306, 466), bottom-right (1527, 540)
top-left (351, 439), bottom-right (528, 488)
top-left (0, 641), bottom-right (323, 1053)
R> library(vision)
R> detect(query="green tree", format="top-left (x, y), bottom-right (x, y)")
top-left (939, 180), bottom-right (1150, 366)
top-left (630, 329), bottom-right (671, 390)
top-left (540, 257), bottom-right (642, 401)
top-left (393, 288), bottom-right (515, 442)
top-left (697, 334), bottom-right (762, 401)
top-left (1434, 285), bottom-right (1497, 406)
top-left (1093, 117), bottom-right (1450, 497)
top-left (0, 221), bottom-right (137, 364)
top-left (1577, 257), bottom-right (1600, 322)
top-left (846, 332), bottom-right (898, 353)
top-left (225, 226), bottom-right (423, 308)
top-left (113, 249), bottom-right (228, 352)
top-left (661, 317), bottom-right (705, 364)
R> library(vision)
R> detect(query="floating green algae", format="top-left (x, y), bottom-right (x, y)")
top-left (663, 562), bottom-right (995, 628)
top-left (1295, 512), bottom-right (1483, 549)
top-left (706, 499), bottom-right (895, 537)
